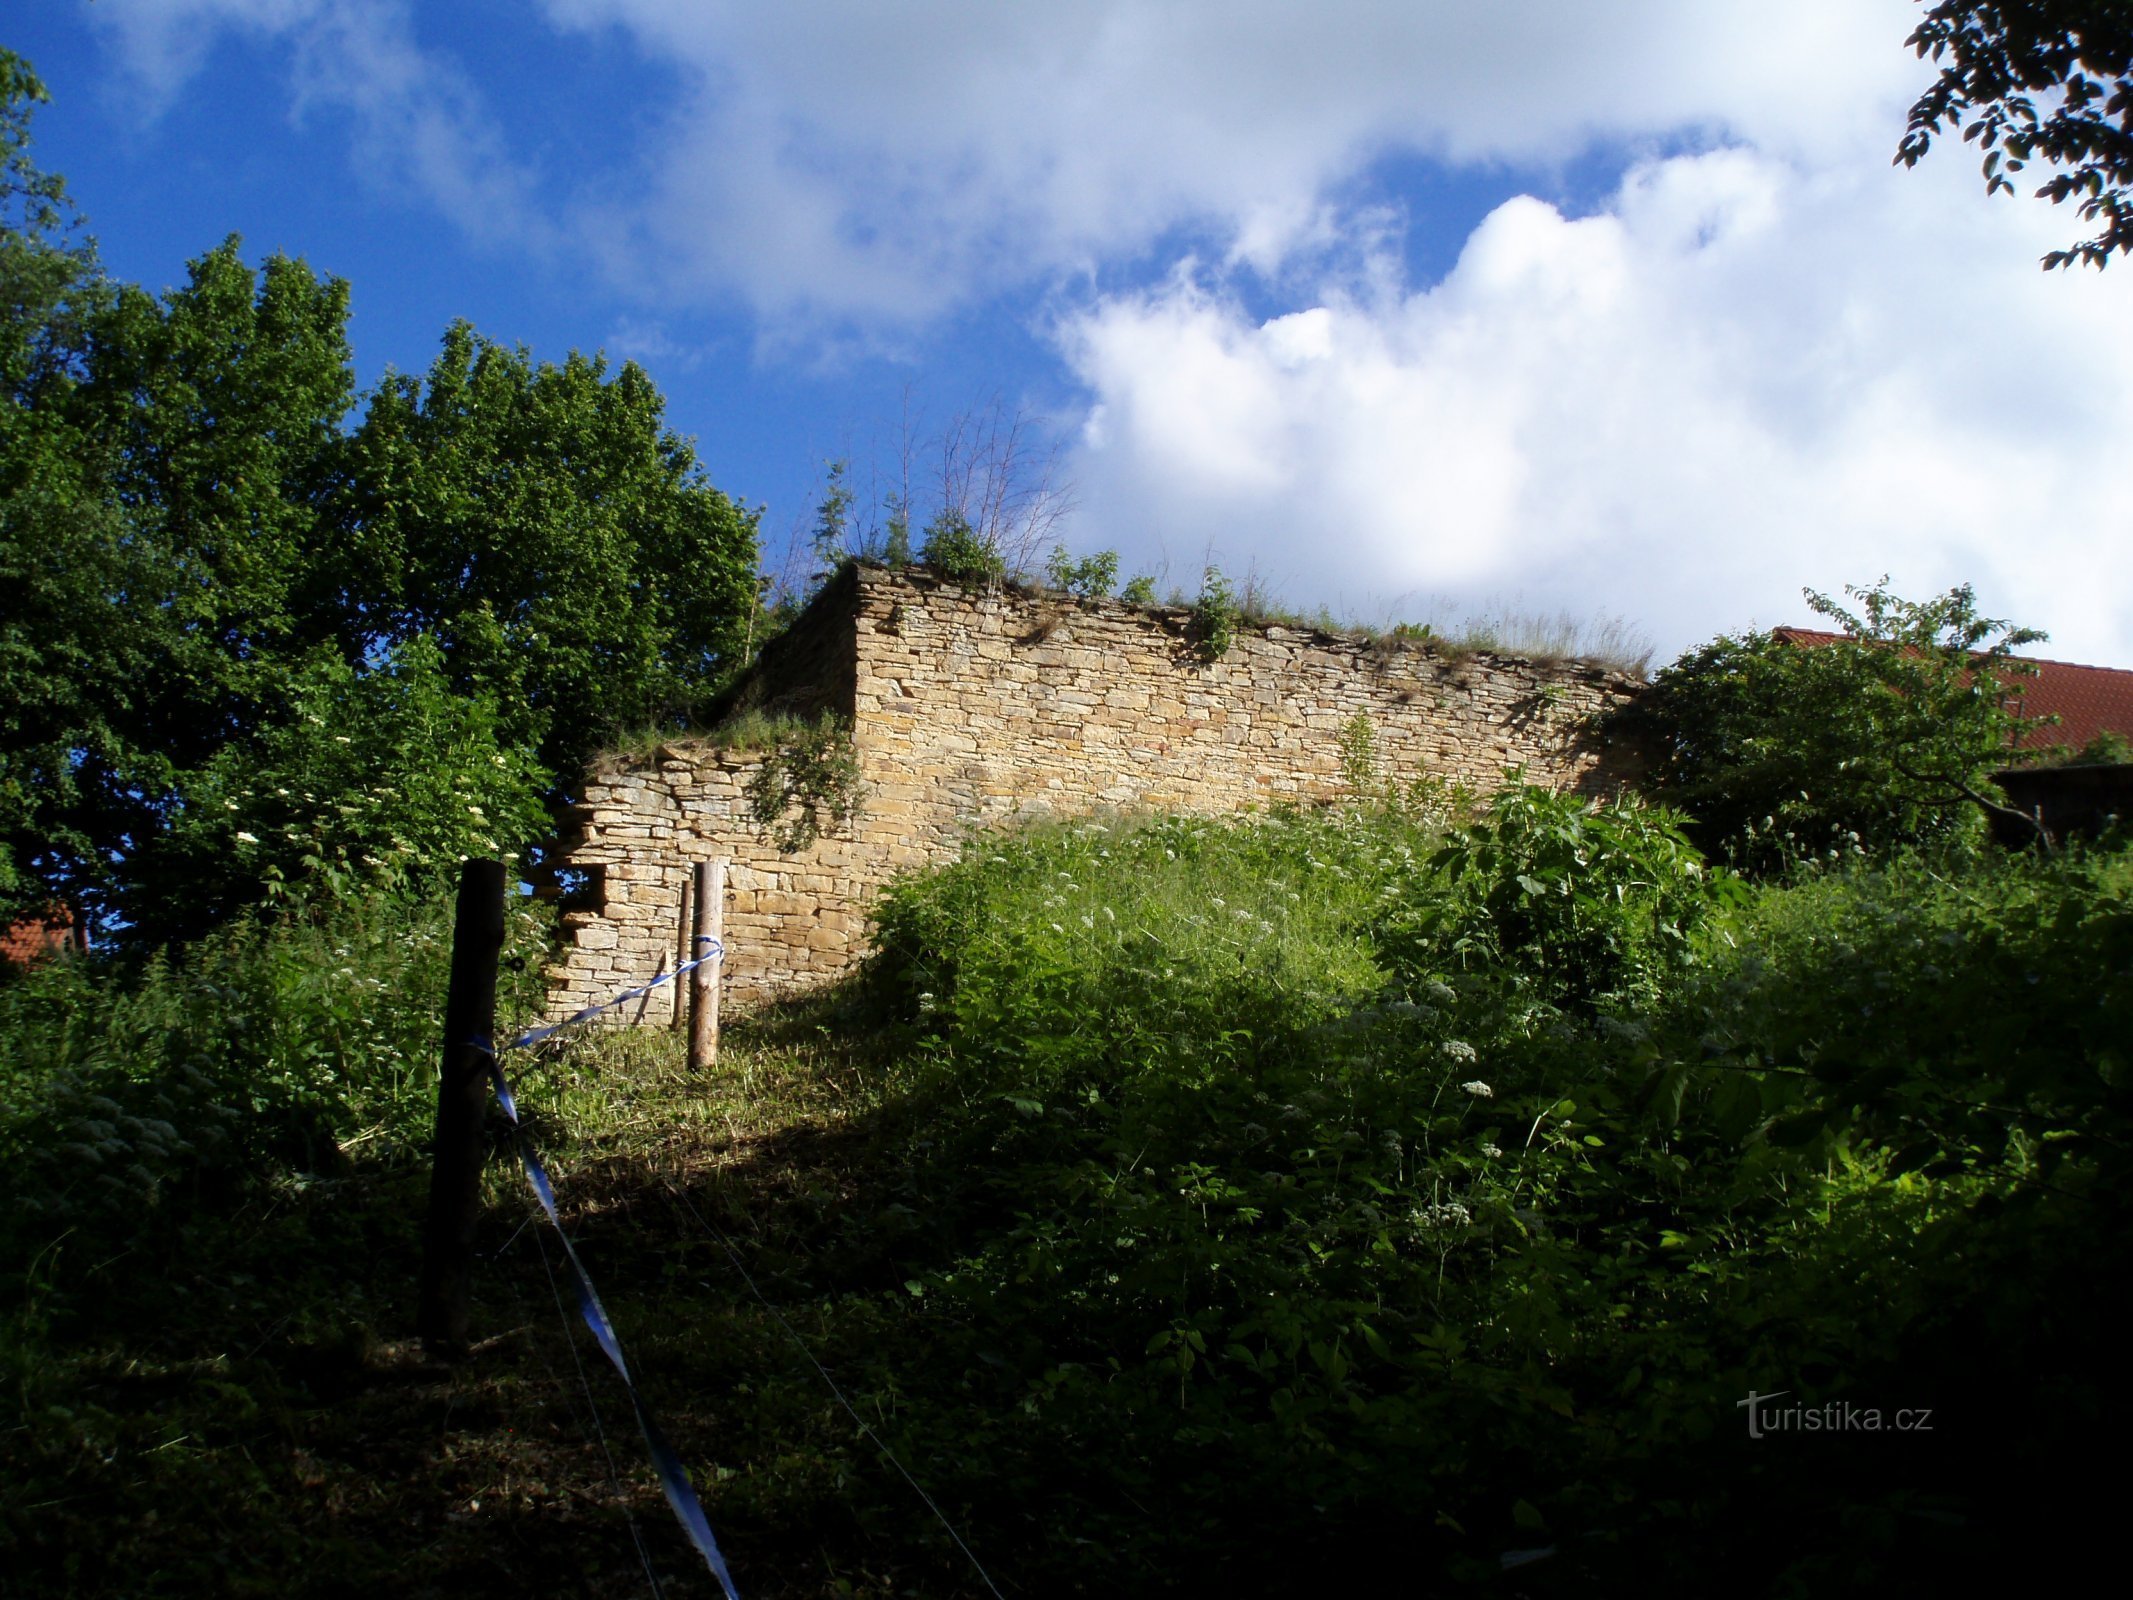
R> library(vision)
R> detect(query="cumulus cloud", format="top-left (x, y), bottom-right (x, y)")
top-left (1058, 147), bottom-right (2133, 665)
top-left (84, 0), bottom-right (1986, 325)
top-left (541, 0), bottom-right (1926, 321)
top-left (79, 0), bottom-right (2133, 662)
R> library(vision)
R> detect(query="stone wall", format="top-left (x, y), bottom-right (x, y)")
top-left (544, 563), bottom-right (1644, 1017)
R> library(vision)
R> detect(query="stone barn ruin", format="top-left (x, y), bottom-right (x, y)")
top-left (541, 563), bottom-right (1644, 1020)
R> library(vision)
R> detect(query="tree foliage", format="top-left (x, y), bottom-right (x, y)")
top-left (144, 637), bottom-right (552, 938)
top-left (333, 322), bottom-right (760, 782)
top-left (1899, 1), bottom-right (2133, 268)
top-left (1613, 579), bottom-right (2043, 871)
top-left (0, 56), bottom-right (760, 936)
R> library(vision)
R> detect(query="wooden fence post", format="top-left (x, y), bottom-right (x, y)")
top-left (418, 858), bottom-right (506, 1356)
top-left (671, 867), bottom-right (693, 1032)
top-left (689, 857), bottom-right (727, 1071)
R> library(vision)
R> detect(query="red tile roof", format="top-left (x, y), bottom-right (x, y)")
top-left (1, 904), bottom-right (79, 966)
top-left (1771, 627), bottom-right (2133, 752)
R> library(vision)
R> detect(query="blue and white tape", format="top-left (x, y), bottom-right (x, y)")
top-left (504, 938), bottom-right (724, 1051)
top-left (471, 1009), bottom-right (740, 1598)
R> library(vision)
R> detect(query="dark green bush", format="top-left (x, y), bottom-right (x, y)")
top-left (918, 509), bottom-right (1004, 586)
top-left (1614, 580), bottom-right (2044, 871)
top-left (0, 888), bottom-right (551, 1257)
top-left (844, 806), bottom-right (2131, 1589)
top-left (1378, 783), bottom-right (1731, 1009)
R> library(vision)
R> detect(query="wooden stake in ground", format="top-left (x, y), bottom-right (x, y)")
top-left (671, 867), bottom-right (693, 1032)
top-left (689, 857), bottom-right (727, 1071)
top-left (418, 858), bottom-right (505, 1356)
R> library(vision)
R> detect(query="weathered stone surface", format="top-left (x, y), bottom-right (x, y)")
top-left (543, 564), bottom-right (1642, 1019)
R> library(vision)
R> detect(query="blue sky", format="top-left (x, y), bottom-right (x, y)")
top-left (12, 0), bottom-right (2133, 667)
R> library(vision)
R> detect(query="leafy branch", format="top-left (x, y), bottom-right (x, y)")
top-left (745, 717), bottom-right (865, 852)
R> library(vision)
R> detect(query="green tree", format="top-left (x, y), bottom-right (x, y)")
top-left (810, 457), bottom-right (854, 589)
top-left (334, 323), bottom-right (760, 784)
top-left (0, 56), bottom-right (762, 938)
top-left (1899, 1), bottom-right (2133, 268)
top-left (1614, 579), bottom-right (2044, 870)
top-left (12, 238), bottom-right (359, 933)
top-left (0, 49), bottom-right (133, 922)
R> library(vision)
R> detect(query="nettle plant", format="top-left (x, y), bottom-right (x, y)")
top-left (745, 716), bottom-right (865, 851)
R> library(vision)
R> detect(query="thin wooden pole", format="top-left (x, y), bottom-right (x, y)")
top-left (671, 868), bottom-right (693, 1032)
top-left (689, 857), bottom-right (727, 1071)
top-left (418, 858), bottom-right (506, 1356)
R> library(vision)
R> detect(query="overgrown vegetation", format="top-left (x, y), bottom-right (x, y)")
top-left (1614, 579), bottom-right (2048, 870)
top-left (0, 52), bottom-right (759, 941)
top-left (1042, 543), bottom-right (1120, 600)
top-left (7, 789), bottom-right (2127, 1593)
top-left (1190, 564), bottom-right (1240, 661)
top-left (915, 509), bottom-right (1005, 589)
top-left (743, 717), bottom-right (865, 852)
top-left (6, 32), bottom-right (2126, 1598)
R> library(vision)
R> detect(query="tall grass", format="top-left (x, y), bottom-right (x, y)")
top-left (833, 804), bottom-right (2133, 1589)
top-left (0, 891), bottom-right (553, 1264)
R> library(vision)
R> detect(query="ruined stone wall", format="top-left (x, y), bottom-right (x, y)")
top-left (543, 749), bottom-right (882, 1018)
top-left (544, 564), bottom-right (1643, 1018)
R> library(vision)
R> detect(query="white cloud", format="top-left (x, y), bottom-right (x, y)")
top-left (1057, 147), bottom-right (2133, 666)
top-left (85, 1), bottom-right (2010, 329)
top-left (80, 0), bottom-right (2133, 664)
top-left (540, 0), bottom-right (1928, 321)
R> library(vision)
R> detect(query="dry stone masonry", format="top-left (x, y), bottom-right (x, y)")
top-left (543, 563), bottom-right (1643, 1019)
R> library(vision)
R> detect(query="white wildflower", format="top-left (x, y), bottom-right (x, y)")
top-left (1443, 1040), bottom-right (1477, 1063)
top-left (235, 831), bottom-right (259, 844)
top-left (1481, 1144), bottom-right (1504, 1159)
top-left (1460, 1080), bottom-right (1494, 1099)
top-left (1414, 1201), bottom-right (1472, 1230)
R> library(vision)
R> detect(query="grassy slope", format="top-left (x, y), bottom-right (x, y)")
top-left (6, 813), bottom-right (2132, 1596)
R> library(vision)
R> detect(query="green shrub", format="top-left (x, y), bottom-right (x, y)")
top-left (0, 888), bottom-right (553, 1258)
top-left (145, 634), bottom-right (552, 934)
top-left (1043, 544), bottom-right (1120, 599)
top-left (919, 509), bottom-right (1004, 586)
top-left (1191, 565), bottom-right (1238, 661)
top-left (1614, 579), bottom-right (2044, 870)
top-left (1378, 783), bottom-right (1731, 1009)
